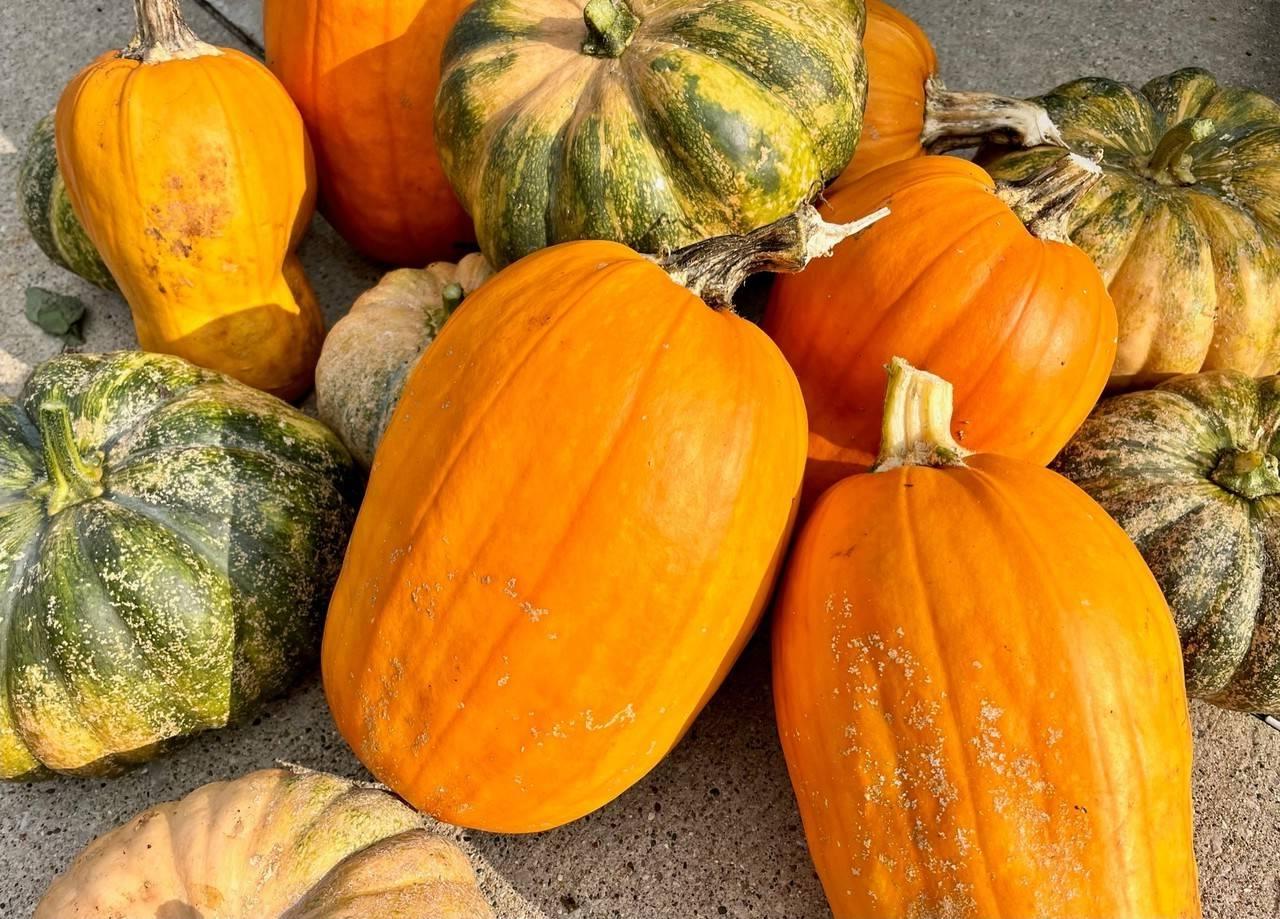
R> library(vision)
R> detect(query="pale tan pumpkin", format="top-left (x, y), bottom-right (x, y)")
top-left (35, 767), bottom-right (494, 918)
top-left (316, 254), bottom-right (493, 467)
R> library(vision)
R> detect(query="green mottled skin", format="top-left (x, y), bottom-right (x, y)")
top-left (17, 113), bottom-right (115, 291)
top-left (1054, 370), bottom-right (1280, 712)
top-left (436, 0), bottom-right (867, 267)
top-left (0, 353), bottom-right (359, 780)
top-left (980, 69), bottom-right (1280, 386)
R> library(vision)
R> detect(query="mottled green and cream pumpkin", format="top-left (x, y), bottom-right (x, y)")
top-left (435, 0), bottom-right (867, 267)
top-left (1055, 371), bottom-right (1280, 713)
top-left (979, 68), bottom-right (1280, 389)
top-left (17, 113), bottom-right (113, 290)
top-left (316, 254), bottom-right (493, 468)
top-left (36, 767), bottom-right (495, 918)
top-left (0, 352), bottom-right (359, 780)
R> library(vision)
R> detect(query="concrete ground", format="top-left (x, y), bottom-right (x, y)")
top-left (1, 1), bottom-right (1278, 917)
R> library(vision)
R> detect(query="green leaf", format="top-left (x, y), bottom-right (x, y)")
top-left (25, 286), bottom-right (86, 345)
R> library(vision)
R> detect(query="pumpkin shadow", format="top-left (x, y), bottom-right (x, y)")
top-left (466, 628), bottom-right (828, 919)
top-left (156, 902), bottom-right (202, 919)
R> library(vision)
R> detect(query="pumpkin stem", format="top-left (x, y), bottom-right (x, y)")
top-left (921, 77), bottom-right (1066, 154)
top-left (1210, 448), bottom-right (1280, 501)
top-left (1140, 117), bottom-right (1214, 186)
top-left (441, 282), bottom-right (465, 313)
top-left (582, 0), bottom-right (641, 58)
top-left (659, 204), bottom-right (890, 311)
top-left (995, 152), bottom-right (1103, 244)
top-left (123, 0), bottom-right (218, 62)
top-left (872, 358), bottom-right (971, 472)
top-left (34, 402), bottom-right (104, 515)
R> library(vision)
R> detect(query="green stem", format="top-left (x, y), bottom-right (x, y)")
top-left (995, 152), bottom-right (1103, 244)
top-left (659, 204), bottom-right (890, 311)
top-left (37, 402), bottom-right (104, 515)
top-left (123, 0), bottom-right (215, 62)
top-left (441, 282), bottom-right (465, 313)
top-left (1140, 118), bottom-right (1214, 186)
top-left (582, 0), bottom-right (641, 58)
top-left (1210, 448), bottom-right (1280, 501)
top-left (871, 358), bottom-right (971, 472)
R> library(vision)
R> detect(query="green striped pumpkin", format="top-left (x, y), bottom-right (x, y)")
top-left (978, 69), bottom-right (1280, 389)
top-left (1054, 371), bottom-right (1280, 713)
top-left (17, 113), bottom-right (114, 291)
top-left (0, 352), bottom-right (359, 780)
top-left (435, 0), bottom-right (867, 267)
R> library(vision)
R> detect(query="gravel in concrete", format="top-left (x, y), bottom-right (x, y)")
top-left (1, 1), bottom-right (1277, 917)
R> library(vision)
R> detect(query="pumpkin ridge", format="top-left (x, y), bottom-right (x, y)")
top-left (888, 467), bottom-right (1004, 905)
top-left (344, 257), bottom-right (643, 762)
top-left (822, 183), bottom-right (1007, 379)
top-left (389, 261), bottom-right (688, 783)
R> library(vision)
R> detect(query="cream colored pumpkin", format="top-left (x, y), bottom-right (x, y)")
top-left (35, 767), bottom-right (494, 919)
top-left (316, 254), bottom-right (493, 466)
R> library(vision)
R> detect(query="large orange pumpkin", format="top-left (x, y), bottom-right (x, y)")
top-left (322, 207), bottom-right (882, 832)
top-left (833, 0), bottom-right (1062, 189)
top-left (766, 153), bottom-right (1117, 506)
top-left (264, 0), bottom-right (474, 266)
top-left (56, 0), bottom-right (323, 401)
top-left (773, 358), bottom-right (1201, 919)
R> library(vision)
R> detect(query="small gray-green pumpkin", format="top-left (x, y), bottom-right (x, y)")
top-left (315, 254), bottom-right (494, 468)
top-left (0, 351), bottom-right (359, 780)
top-left (1054, 370), bottom-right (1280, 713)
top-left (17, 113), bottom-right (114, 291)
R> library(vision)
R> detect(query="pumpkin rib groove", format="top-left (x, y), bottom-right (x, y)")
top-left (346, 257), bottom-right (644, 765)
top-left (890, 471), bottom-right (1005, 911)
top-left (930, 232), bottom-right (1045, 404)
top-left (990, 465), bottom-right (1189, 911)
top-left (401, 290), bottom-right (693, 772)
top-left (814, 188), bottom-right (1004, 379)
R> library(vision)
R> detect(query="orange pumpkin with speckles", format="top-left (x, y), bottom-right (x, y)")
top-left (316, 207), bottom-right (886, 832)
top-left (772, 359), bottom-right (1201, 919)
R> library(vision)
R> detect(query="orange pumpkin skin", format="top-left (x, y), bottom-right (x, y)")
top-left (774, 454), bottom-right (1201, 918)
top-left (264, 0), bottom-right (474, 266)
top-left (323, 241), bottom-right (807, 832)
top-left (835, 0), bottom-right (936, 188)
top-left (56, 37), bottom-right (322, 401)
top-left (765, 156), bottom-right (1117, 506)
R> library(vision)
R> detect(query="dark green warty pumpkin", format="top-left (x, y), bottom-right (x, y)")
top-left (1054, 370), bottom-right (1280, 713)
top-left (0, 352), bottom-right (359, 780)
top-left (435, 0), bottom-right (867, 267)
top-left (17, 113), bottom-right (114, 291)
top-left (979, 69), bottom-right (1280, 389)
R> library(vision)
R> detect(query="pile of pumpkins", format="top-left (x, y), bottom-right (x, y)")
top-left (9, 0), bottom-right (1280, 914)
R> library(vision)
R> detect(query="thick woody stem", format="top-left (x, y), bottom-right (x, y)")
top-left (922, 76), bottom-right (1066, 154)
top-left (659, 205), bottom-right (891, 311)
top-left (1140, 118), bottom-right (1214, 186)
top-left (123, 0), bottom-right (218, 62)
top-left (582, 0), bottom-right (641, 58)
top-left (995, 152), bottom-right (1103, 244)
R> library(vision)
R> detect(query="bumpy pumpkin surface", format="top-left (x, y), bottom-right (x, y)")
top-left (17, 113), bottom-right (113, 290)
top-left (56, 0), bottom-right (324, 400)
top-left (1055, 371), bottom-right (1280, 713)
top-left (319, 206), bottom-right (888, 832)
top-left (35, 767), bottom-right (494, 918)
top-left (774, 360), bottom-right (1200, 919)
top-left (436, 0), bottom-right (867, 267)
top-left (316, 254), bottom-right (493, 467)
top-left (766, 153), bottom-right (1117, 506)
top-left (981, 68), bottom-right (1280, 388)
top-left (0, 352), bottom-right (358, 780)
top-left (264, 0), bottom-right (476, 266)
